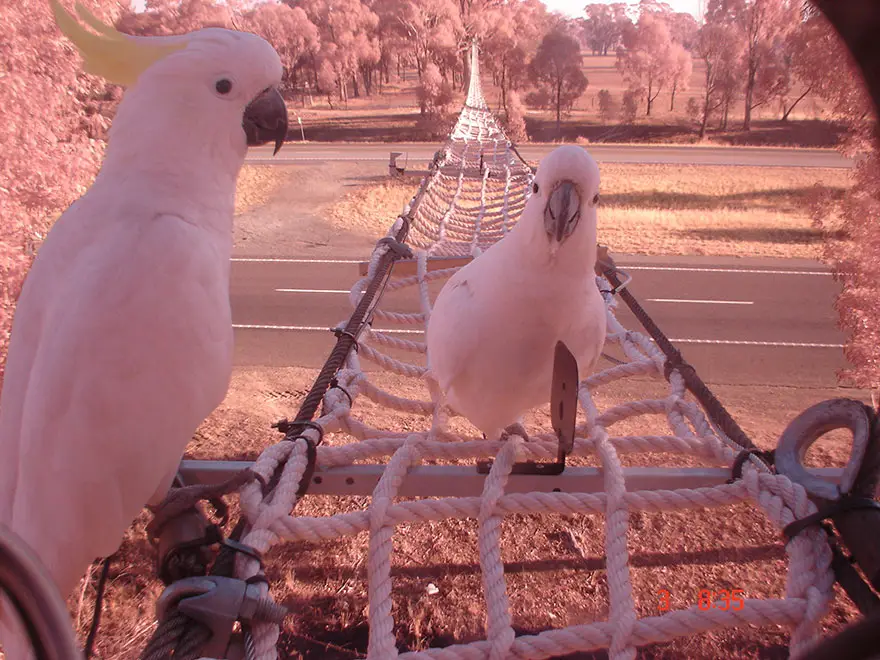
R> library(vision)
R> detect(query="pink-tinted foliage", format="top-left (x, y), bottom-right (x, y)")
top-left (694, 21), bottom-right (745, 135)
top-left (245, 3), bottom-right (320, 95)
top-left (528, 29), bottom-right (588, 129)
top-left (503, 89), bottom-right (529, 143)
top-left (396, 0), bottom-right (463, 78)
top-left (597, 88), bottom-right (618, 121)
top-left (117, 0), bottom-right (232, 36)
top-left (416, 61), bottom-right (454, 116)
top-left (583, 3), bottom-right (629, 56)
top-left (802, 11), bottom-right (879, 391)
top-left (616, 11), bottom-right (678, 116)
top-left (705, 0), bottom-right (799, 130)
top-left (477, 0), bottom-right (547, 111)
top-left (0, 0), bottom-right (121, 382)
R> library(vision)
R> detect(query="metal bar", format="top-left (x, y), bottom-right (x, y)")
top-left (598, 249), bottom-right (758, 454)
top-left (179, 460), bottom-right (845, 498)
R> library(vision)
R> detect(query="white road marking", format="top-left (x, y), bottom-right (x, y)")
top-left (623, 266), bottom-right (832, 276)
top-left (233, 324), bottom-right (422, 334)
top-left (648, 298), bottom-right (753, 305)
top-left (232, 325), bottom-right (842, 347)
top-left (276, 288), bottom-right (351, 294)
top-left (232, 257), bottom-right (834, 277)
top-left (669, 338), bottom-right (843, 348)
top-left (232, 257), bottom-right (362, 263)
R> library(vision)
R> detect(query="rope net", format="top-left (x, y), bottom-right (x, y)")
top-left (232, 44), bottom-right (836, 659)
top-left (406, 42), bottom-right (534, 257)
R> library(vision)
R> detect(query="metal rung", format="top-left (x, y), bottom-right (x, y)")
top-left (178, 460), bottom-right (845, 498)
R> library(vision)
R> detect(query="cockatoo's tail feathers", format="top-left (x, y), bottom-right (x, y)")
top-left (50, 0), bottom-right (187, 86)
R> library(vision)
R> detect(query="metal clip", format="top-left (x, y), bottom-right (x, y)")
top-left (156, 575), bottom-right (287, 658)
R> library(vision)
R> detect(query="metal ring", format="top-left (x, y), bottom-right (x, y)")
top-left (775, 398), bottom-right (872, 501)
top-left (0, 524), bottom-right (82, 660)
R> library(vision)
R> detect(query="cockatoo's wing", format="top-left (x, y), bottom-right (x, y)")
top-left (426, 257), bottom-right (499, 413)
top-left (563, 285), bottom-right (607, 378)
top-left (9, 213), bottom-right (233, 598)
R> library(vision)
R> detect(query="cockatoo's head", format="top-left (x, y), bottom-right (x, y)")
top-left (51, 1), bottom-right (288, 156)
top-left (528, 145), bottom-right (601, 251)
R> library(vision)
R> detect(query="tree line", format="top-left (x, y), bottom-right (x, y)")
top-left (2, 0), bottom-right (876, 391)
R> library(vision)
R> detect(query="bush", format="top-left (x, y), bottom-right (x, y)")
top-left (416, 63), bottom-right (454, 118)
top-left (524, 88), bottom-right (552, 111)
top-left (686, 97), bottom-right (702, 124)
top-left (622, 89), bottom-right (640, 124)
top-left (504, 90), bottom-right (529, 143)
top-left (597, 89), bottom-right (617, 122)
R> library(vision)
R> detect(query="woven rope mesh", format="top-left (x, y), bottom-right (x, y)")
top-left (235, 44), bottom-right (837, 659)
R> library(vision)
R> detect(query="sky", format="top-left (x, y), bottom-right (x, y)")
top-left (543, 0), bottom-right (703, 19)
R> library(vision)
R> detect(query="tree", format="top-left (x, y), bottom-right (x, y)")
top-left (416, 61), bottom-right (454, 116)
top-left (291, 0), bottom-right (381, 103)
top-left (706, 0), bottom-right (799, 131)
top-left (667, 42), bottom-right (692, 111)
top-left (396, 0), bottom-right (463, 80)
top-left (800, 9), bottom-right (877, 393)
top-left (529, 29), bottom-right (589, 131)
top-left (504, 89), bottom-right (529, 143)
top-left (117, 0), bottom-right (232, 35)
top-left (246, 3), bottom-right (320, 97)
top-left (1, 0), bottom-right (120, 380)
top-left (667, 11), bottom-right (699, 49)
top-left (477, 0), bottom-right (547, 112)
top-left (694, 21), bottom-right (744, 137)
top-left (582, 3), bottom-right (629, 56)
top-left (616, 11), bottom-right (677, 116)
top-left (598, 89), bottom-right (617, 121)
top-left (621, 88), bottom-right (639, 122)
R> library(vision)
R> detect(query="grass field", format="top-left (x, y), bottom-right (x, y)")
top-left (327, 163), bottom-right (852, 259)
top-left (45, 160), bottom-right (866, 659)
top-left (289, 55), bottom-right (844, 147)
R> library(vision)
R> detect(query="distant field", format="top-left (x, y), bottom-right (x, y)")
top-left (324, 163), bottom-right (852, 259)
top-left (289, 54), bottom-right (843, 147)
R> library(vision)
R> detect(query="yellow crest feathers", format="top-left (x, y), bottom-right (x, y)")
top-left (50, 0), bottom-right (187, 86)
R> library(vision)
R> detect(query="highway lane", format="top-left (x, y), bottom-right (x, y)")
top-left (246, 142), bottom-right (853, 169)
top-left (229, 256), bottom-right (848, 388)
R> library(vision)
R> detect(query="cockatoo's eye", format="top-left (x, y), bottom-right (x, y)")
top-left (215, 78), bottom-right (233, 95)
top-left (532, 182), bottom-right (539, 194)
top-left (593, 193), bottom-right (600, 205)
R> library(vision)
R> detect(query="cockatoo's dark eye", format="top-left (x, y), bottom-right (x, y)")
top-left (593, 193), bottom-right (600, 205)
top-left (215, 79), bottom-right (233, 95)
top-left (532, 182), bottom-right (539, 194)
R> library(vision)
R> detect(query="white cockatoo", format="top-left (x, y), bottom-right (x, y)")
top-left (0, 2), bottom-right (287, 655)
top-left (426, 145), bottom-right (606, 440)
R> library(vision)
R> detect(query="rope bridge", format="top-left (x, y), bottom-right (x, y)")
top-left (20, 40), bottom-right (869, 660)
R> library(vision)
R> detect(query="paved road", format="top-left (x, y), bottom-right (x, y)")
top-left (229, 255), bottom-right (848, 388)
top-left (246, 142), bottom-right (853, 169)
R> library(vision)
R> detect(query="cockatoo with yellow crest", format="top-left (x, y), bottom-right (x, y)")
top-left (0, 2), bottom-right (287, 656)
top-left (426, 145), bottom-right (606, 441)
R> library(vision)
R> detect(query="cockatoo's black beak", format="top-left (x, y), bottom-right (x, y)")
top-left (544, 180), bottom-right (581, 243)
top-left (243, 86), bottom-right (288, 155)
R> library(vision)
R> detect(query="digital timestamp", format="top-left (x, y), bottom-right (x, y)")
top-left (657, 589), bottom-right (745, 612)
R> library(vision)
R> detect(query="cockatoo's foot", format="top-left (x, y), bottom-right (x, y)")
top-left (500, 422), bottom-right (530, 442)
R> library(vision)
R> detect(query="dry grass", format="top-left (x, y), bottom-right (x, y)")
top-left (235, 165), bottom-right (293, 216)
top-left (79, 366), bottom-right (867, 659)
top-left (326, 165), bottom-right (853, 259)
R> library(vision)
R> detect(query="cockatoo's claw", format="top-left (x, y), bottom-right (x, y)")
top-left (500, 422), bottom-right (530, 442)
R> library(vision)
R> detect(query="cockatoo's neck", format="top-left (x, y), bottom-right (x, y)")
top-left (94, 86), bottom-right (246, 239)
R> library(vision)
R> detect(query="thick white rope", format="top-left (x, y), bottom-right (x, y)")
top-left (232, 44), bottom-right (837, 660)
